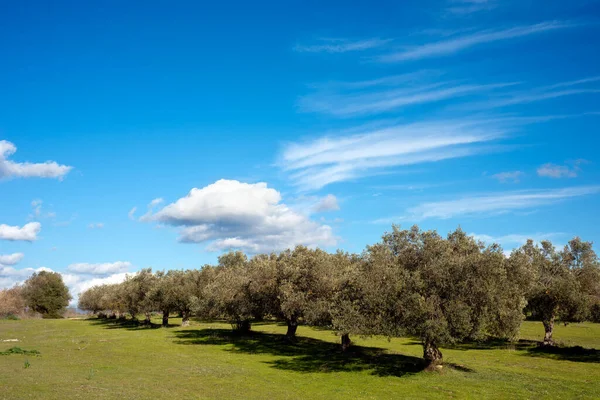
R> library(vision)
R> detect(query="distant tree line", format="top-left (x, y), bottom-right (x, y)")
top-left (73, 226), bottom-right (600, 366)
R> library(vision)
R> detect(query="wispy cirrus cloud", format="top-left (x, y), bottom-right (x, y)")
top-left (279, 116), bottom-right (553, 190)
top-left (376, 21), bottom-right (573, 62)
top-left (128, 207), bottom-right (137, 220)
top-left (465, 76), bottom-right (600, 109)
top-left (399, 186), bottom-right (600, 220)
top-left (294, 38), bottom-right (390, 53)
top-left (298, 79), bottom-right (517, 118)
top-left (447, 0), bottom-right (498, 15)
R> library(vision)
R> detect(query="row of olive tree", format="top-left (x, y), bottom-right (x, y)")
top-left (77, 226), bottom-right (600, 366)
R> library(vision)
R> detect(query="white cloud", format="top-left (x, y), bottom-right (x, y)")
top-left (138, 198), bottom-right (166, 221)
top-left (142, 179), bottom-right (336, 253)
top-left (0, 262), bottom-right (131, 306)
top-left (298, 80), bottom-right (516, 117)
top-left (66, 261), bottom-right (132, 276)
top-left (28, 199), bottom-right (56, 221)
top-left (149, 198), bottom-right (164, 207)
top-left (492, 171), bottom-right (524, 183)
top-left (537, 162), bottom-right (581, 178)
top-left (294, 38), bottom-right (390, 53)
top-left (402, 186), bottom-right (600, 220)
top-left (377, 21), bottom-right (572, 62)
top-left (62, 272), bottom-right (129, 306)
top-left (471, 232), bottom-right (564, 256)
top-left (280, 118), bottom-right (514, 190)
top-left (0, 140), bottom-right (72, 180)
top-left (447, 0), bottom-right (497, 15)
top-left (465, 76), bottom-right (600, 109)
top-left (0, 266), bottom-right (54, 289)
top-left (0, 222), bottom-right (41, 241)
top-left (312, 194), bottom-right (340, 212)
top-left (128, 206), bottom-right (137, 220)
top-left (471, 232), bottom-right (562, 246)
top-left (0, 253), bottom-right (24, 266)
top-left (88, 223), bottom-right (105, 229)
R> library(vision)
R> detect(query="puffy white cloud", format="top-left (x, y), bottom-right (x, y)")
top-left (144, 179), bottom-right (337, 253)
top-left (312, 194), bottom-right (340, 212)
top-left (0, 253), bottom-right (24, 266)
top-left (0, 266), bottom-right (54, 289)
top-left (66, 261), bottom-right (131, 276)
top-left (537, 162), bottom-right (582, 178)
top-left (62, 272), bottom-right (129, 305)
top-left (0, 261), bottom-right (132, 306)
top-left (0, 222), bottom-right (41, 241)
top-left (0, 140), bottom-right (72, 180)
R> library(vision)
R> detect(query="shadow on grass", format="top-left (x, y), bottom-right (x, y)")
top-left (447, 338), bottom-right (600, 363)
top-left (526, 345), bottom-right (600, 363)
top-left (86, 317), bottom-right (179, 330)
top-left (173, 328), bottom-right (472, 377)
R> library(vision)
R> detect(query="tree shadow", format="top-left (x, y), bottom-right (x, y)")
top-left (446, 338), bottom-right (600, 363)
top-left (86, 317), bottom-right (177, 330)
top-left (446, 339), bottom-right (539, 352)
top-left (525, 345), bottom-right (600, 363)
top-left (173, 328), bottom-right (471, 377)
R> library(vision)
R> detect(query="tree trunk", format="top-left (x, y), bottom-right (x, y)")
top-left (235, 320), bottom-right (251, 333)
top-left (542, 317), bottom-right (555, 346)
top-left (181, 311), bottom-right (190, 327)
top-left (144, 312), bottom-right (151, 324)
top-left (423, 339), bottom-right (443, 366)
top-left (341, 333), bottom-right (352, 352)
top-left (286, 317), bottom-right (298, 340)
top-left (162, 310), bottom-right (169, 327)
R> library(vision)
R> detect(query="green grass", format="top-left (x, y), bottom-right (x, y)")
top-left (0, 318), bottom-right (599, 399)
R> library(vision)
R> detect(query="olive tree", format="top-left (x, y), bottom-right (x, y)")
top-left (196, 252), bottom-right (255, 332)
top-left (273, 246), bottom-right (333, 340)
top-left (78, 285), bottom-right (105, 314)
top-left (22, 271), bottom-right (72, 318)
top-left (151, 269), bottom-right (210, 327)
top-left (513, 240), bottom-right (582, 345)
top-left (121, 268), bottom-right (157, 322)
top-left (304, 250), bottom-right (366, 350)
top-left (366, 226), bottom-right (525, 365)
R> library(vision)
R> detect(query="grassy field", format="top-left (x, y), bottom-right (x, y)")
top-left (0, 317), bottom-right (599, 399)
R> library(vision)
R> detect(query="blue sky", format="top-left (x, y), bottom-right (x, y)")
top-left (1, 0), bottom-right (599, 302)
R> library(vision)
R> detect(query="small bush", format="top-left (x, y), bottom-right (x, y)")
top-left (0, 347), bottom-right (41, 356)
